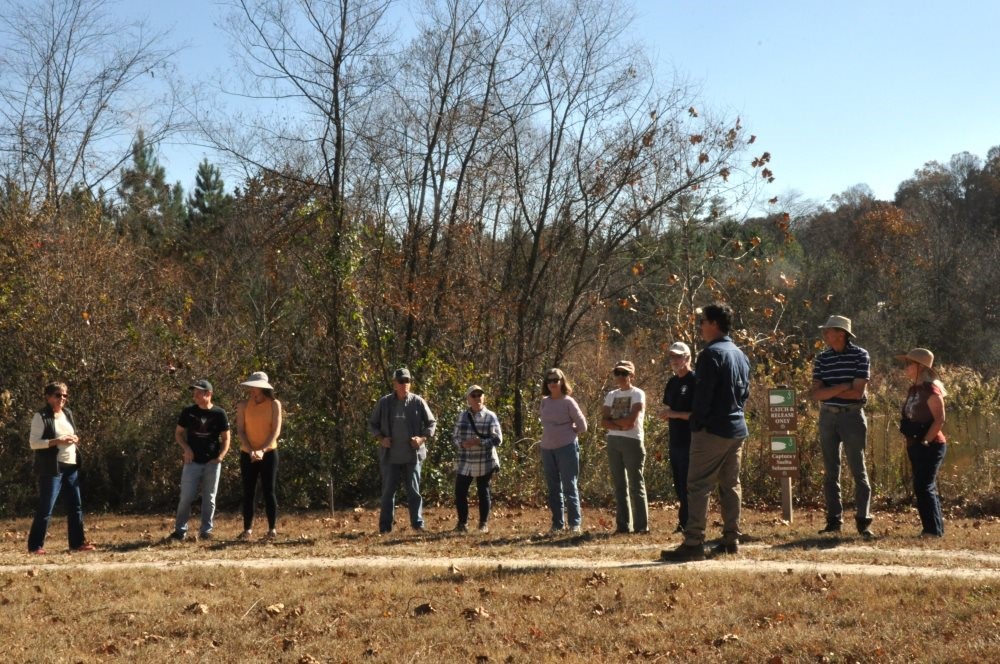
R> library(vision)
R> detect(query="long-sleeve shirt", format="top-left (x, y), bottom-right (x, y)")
top-left (452, 407), bottom-right (502, 477)
top-left (29, 411), bottom-right (77, 465)
top-left (539, 396), bottom-right (587, 449)
top-left (691, 335), bottom-right (751, 439)
top-left (369, 392), bottom-right (436, 463)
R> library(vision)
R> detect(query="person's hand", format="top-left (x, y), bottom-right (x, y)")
top-left (660, 407), bottom-right (673, 421)
top-left (380, 436), bottom-right (392, 448)
top-left (461, 437), bottom-right (480, 449)
top-left (54, 433), bottom-right (79, 445)
top-left (410, 436), bottom-right (424, 449)
top-left (208, 457), bottom-right (222, 465)
top-left (182, 448), bottom-right (194, 465)
top-left (251, 449), bottom-right (264, 462)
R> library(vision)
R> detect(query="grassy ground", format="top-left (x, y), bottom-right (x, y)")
top-left (2, 505), bottom-right (999, 662)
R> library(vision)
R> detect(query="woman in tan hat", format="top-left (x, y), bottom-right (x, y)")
top-left (236, 371), bottom-right (283, 540)
top-left (896, 348), bottom-right (947, 537)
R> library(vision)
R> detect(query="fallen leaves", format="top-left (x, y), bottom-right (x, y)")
top-left (712, 633), bottom-right (740, 647)
top-left (184, 602), bottom-right (209, 615)
top-left (265, 602), bottom-right (284, 615)
top-left (412, 602), bottom-right (436, 616)
top-left (461, 606), bottom-right (490, 621)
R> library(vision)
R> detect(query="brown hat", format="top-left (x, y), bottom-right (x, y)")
top-left (613, 360), bottom-right (635, 375)
top-left (895, 348), bottom-right (936, 375)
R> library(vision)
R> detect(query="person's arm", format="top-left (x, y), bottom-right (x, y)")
top-left (488, 412), bottom-right (502, 448)
top-left (568, 398), bottom-right (588, 435)
top-left (690, 355), bottom-right (718, 430)
top-left (838, 378), bottom-right (869, 401)
top-left (411, 398), bottom-right (436, 449)
top-left (601, 404), bottom-right (618, 431)
top-left (213, 430), bottom-right (231, 463)
top-left (665, 407), bottom-right (691, 421)
top-left (454, 412), bottom-right (476, 449)
top-left (809, 379), bottom-right (850, 402)
top-left (29, 412), bottom-right (77, 449)
top-left (176, 424), bottom-right (194, 464)
top-left (923, 392), bottom-right (946, 444)
top-left (235, 401), bottom-right (250, 451)
top-left (263, 400), bottom-right (283, 450)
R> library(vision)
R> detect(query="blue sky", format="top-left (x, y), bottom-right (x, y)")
top-left (135, 0), bottom-right (999, 206)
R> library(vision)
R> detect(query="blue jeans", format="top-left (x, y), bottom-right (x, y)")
top-left (379, 451), bottom-right (423, 532)
top-left (175, 461), bottom-right (222, 536)
top-left (819, 409), bottom-right (872, 528)
top-left (907, 441), bottom-right (946, 536)
top-left (28, 462), bottom-right (85, 551)
top-left (541, 441), bottom-right (581, 529)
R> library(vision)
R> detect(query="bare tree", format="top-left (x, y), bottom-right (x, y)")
top-left (0, 0), bottom-right (178, 209)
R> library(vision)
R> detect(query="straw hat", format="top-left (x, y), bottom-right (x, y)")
top-left (819, 314), bottom-right (854, 338)
top-left (240, 371), bottom-right (274, 389)
top-left (895, 348), bottom-right (936, 375)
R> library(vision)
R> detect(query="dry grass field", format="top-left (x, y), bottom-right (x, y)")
top-left (2, 504), bottom-right (998, 663)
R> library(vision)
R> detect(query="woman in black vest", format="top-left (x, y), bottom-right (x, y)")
top-left (27, 382), bottom-right (95, 554)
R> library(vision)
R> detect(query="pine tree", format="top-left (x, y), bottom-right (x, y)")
top-left (185, 159), bottom-right (231, 229)
top-left (117, 129), bottom-right (184, 246)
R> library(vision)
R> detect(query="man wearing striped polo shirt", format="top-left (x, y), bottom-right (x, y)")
top-left (809, 315), bottom-right (875, 540)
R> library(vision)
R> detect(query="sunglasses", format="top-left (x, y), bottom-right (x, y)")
top-left (396, 378), bottom-right (411, 384)
top-left (545, 377), bottom-right (561, 384)
top-left (469, 392), bottom-right (484, 398)
top-left (51, 393), bottom-right (68, 399)
top-left (613, 369), bottom-right (630, 377)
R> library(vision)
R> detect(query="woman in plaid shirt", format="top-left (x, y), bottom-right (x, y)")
top-left (452, 385), bottom-right (502, 533)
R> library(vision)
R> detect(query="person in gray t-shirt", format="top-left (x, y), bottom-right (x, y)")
top-left (368, 367), bottom-right (436, 534)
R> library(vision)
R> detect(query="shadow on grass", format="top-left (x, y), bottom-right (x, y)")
top-left (771, 536), bottom-right (847, 550)
top-left (206, 537), bottom-right (316, 551)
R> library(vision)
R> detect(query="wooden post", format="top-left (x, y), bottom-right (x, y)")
top-left (781, 476), bottom-right (793, 523)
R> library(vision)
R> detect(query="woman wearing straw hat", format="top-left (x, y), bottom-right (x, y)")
top-left (236, 371), bottom-right (283, 540)
top-left (896, 348), bottom-right (948, 537)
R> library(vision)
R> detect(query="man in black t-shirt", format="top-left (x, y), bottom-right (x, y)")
top-left (170, 380), bottom-right (231, 541)
top-left (660, 342), bottom-right (696, 533)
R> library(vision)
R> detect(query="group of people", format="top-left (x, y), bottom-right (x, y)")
top-left (25, 303), bottom-right (950, 556)
top-left (27, 371), bottom-right (283, 554)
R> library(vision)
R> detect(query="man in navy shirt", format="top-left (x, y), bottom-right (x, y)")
top-left (810, 315), bottom-right (874, 539)
top-left (661, 303), bottom-right (750, 562)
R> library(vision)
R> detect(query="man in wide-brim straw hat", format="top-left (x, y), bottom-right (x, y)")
top-left (808, 315), bottom-right (875, 540)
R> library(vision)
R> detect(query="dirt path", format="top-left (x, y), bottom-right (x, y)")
top-left (4, 546), bottom-right (1000, 580)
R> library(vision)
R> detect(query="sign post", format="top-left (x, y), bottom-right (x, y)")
top-left (766, 388), bottom-right (799, 523)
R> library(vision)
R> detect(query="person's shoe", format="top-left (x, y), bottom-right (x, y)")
top-left (710, 541), bottom-right (739, 556)
top-left (920, 531), bottom-right (943, 538)
top-left (237, 530), bottom-right (253, 541)
top-left (570, 525), bottom-right (583, 534)
top-left (673, 524), bottom-right (685, 534)
top-left (71, 542), bottom-right (96, 552)
top-left (818, 524), bottom-right (842, 535)
top-left (477, 522), bottom-right (490, 534)
top-left (198, 532), bottom-right (213, 541)
top-left (454, 523), bottom-right (468, 533)
top-left (614, 527), bottom-right (630, 534)
top-left (634, 528), bottom-right (651, 535)
top-left (660, 543), bottom-right (706, 562)
top-left (167, 531), bottom-right (185, 542)
top-left (29, 548), bottom-right (46, 555)
top-left (858, 528), bottom-right (876, 541)
top-left (549, 526), bottom-right (564, 533)
top-left (265, 529), bottom-right (278, 540)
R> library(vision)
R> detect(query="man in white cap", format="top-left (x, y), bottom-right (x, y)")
top-left (368, 367), bottom-right (436, 534)
top-left (809, 315), bottom-right (875, 539)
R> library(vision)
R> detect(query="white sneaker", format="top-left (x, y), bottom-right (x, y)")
top-left (570, 525), bottom-right (583, 534)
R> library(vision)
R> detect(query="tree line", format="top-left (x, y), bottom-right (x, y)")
top-left (1, 0), bottom-right (997, 516)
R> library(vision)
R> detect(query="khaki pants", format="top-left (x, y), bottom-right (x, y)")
top-left (606, 435), bottom-right (648, 532)
top-left (683, 430), bottom-right (744, 546)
